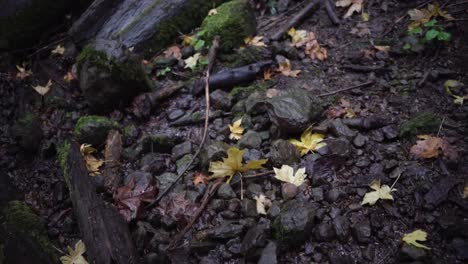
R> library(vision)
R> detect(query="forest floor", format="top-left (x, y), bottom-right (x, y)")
top-left (1, 0), bottom-right (468, 263)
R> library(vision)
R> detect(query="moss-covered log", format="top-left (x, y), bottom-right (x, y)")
top-left (0, 201), bottom-right (59, 264)
top-left (57, 140), bottom-right (137, 264)
top-left (70, 0), bottom-right (228, 55)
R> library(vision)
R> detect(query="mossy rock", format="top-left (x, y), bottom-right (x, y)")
top-left (220, 46), bottom-right (271, 68)
top-left (201, 0), bottom-right (256, 52)
top-left (399, 112), bottom-right (441, 138)
top-left (136, 134), bottom-right (180, 155)
top-left (74, 115), bottom-right (119, 146)
top-left (0, 0), bottom-right (68, 50)
top-left (11, 113), bottom-right (43, 152)
top-left (1, 201), bottom-right (59, 264)
top-left (56, 142), bottom-right (71, 190)
top-left (77, 42), bottom-right (152, 112)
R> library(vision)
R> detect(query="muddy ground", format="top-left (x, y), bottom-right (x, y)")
top-left (1, 0), bottom-right (467, 263)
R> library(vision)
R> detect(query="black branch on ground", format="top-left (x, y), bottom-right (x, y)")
top-left (61, 141), bottom-right (137, 264)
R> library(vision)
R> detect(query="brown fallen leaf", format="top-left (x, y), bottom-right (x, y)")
top-left (244, 36), bottom-right (267, 47)
top-left (410, 135), bottom-right (457, 160)
top-left (277, 59), bottom-right (301, 77)
top-left (114, 176), bottom-right (157, 222)
top-left (164, 46), bottom-right (182, 60)
top-left (336, 0), bottom-right (364, 19)
top-left (193, 172), bottom-right (209, 186)
top-left (63, 71), bottom-right (76, 82)
top-left (16, 64), bottom-right (32, 79)
top-left (326, 99), bottom-right (357, 119)
top-left (157, 193), bottom-right (199, 228)
top-left (263, 68), bottom-right (274, 80)
top-left (79, 144), bottom-right (104, 176)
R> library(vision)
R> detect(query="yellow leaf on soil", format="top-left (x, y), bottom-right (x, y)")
top-left (277, 59), bottom-right (301, 77)
top-left (80, 144), bottom-right (104, 176)
top-left (209, 147), bottom-right (267, 183)
top-left (32, 79), bottom-right (52, 96)
top-left (402, 230), bottom-right (431, 250)
top-left (289, 128), bottom-right (326, 156)
top-left (229, 118), bottom-right (244, 140)
top-left (361, 180), bottom-right (396, 206)
top-left (60, 240), bottom-right (88, 264)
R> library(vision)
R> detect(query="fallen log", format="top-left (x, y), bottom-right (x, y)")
top-left (104, 130), bottom-right (123, 192)
top-left (57, 141), bottom-right (137, 264)
top-left (191, 60), bottom-right (274, 95)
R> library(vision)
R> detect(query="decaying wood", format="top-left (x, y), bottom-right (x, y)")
top-left (192, 60), bottom-right (274, 95)
top-left (324, 0), bottom-right (341, 25)
top-left (103, 130), bottom-right (122, 192)
top-left (271, 0), bottom-right (321, 41)
top-left (131, 82), bottom-right (185, 118)
top-left (62, 141), bottom-right (137, 264)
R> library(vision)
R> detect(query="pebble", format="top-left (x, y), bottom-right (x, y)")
top-left (353, 134), bottom-right (367, 148)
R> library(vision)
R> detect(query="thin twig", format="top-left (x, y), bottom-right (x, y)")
top-left (437, 117), bottom-right (445, 137)
top-left (168, 178), bottom-right (224, 249)
top-left (271, 0), bottom-right (321, 40)
top-left (390, 172), bottom-right (402, 190)
top-left (318, 80), bottom-right (374, 97)
top-left (146, 37), bottom-right (220, 209)
top-left (242, 170), bottom-right (274, 179)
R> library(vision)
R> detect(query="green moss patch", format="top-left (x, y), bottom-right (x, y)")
top-left (56, 142), bottom-right (71, 190)
top-left (74, 115), bottom-right (119, 145)
top-left (399, 112), bottom-right (441, 137)
top-left (201, 0), bottom-right (256, 52)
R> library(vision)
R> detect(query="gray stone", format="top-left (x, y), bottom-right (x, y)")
top-left (327, 138), bottom-right (352, 158)
top-left (155, 172), bottom-right (177, 191)
top-left (281, 183), bottom-right (298, 200)
top-left (258, 241), bottom-right (278, 264)
top-left (172, 141), bottom-right (192, 159)
top-left (240, 223), bottom-right (268, 254)
top-left (400, 244), bottom-right (427, 260)
top-left (210, 89), bottom-right (233, 110)
top-left (352, 220), bottom-right (371, 243)
top-left (382, 125), bottom-right (398, 140)
top-left (168, 109), bottom-right (185, 121)
top-left (139, 153), bottom-right (166, 173)
top-left (208, 222), bottom-right (245, 240)
top-left (329, 119), bottom-right (357, 139)
top-left (326, 189), bottom-right (344, 203)
top-left (311, 187), bottom-right (324, 202)
top-left (124, 170), bottom-right (153, 185)
top-left (241, 199), bottom-right (257, 217)
top-left (273, 199), bottom-right (315, 245)
top-left (353, 134), bottom-right (367, 148)
top-left (217, 183), bottom-right (237, 199)
top-left (266, 88), bottom-right (324, 134)
top-left (332, 215), bottom-right (350, 241)
top-left (451, 238), bottom-right (468, 260)
top-left (328, 248), bottom-right (356, 264)
top-left (210, 199), bottom-right (227, 212)
top-left (269, 139), bottom-right (301, 166)
top-left (200, 141), bottom-right (229, 168)
top-left (246, 183), bottom-right (262, 199)
top-left (315, 222), bottom-right (335, 242)
top-left (238, 130), bottom-right (262, 149)
top-left (176, 154), bottom-right (198, 175)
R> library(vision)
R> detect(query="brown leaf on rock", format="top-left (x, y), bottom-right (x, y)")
top-left (326, 99), bottom-right (357, 119)
top-left (410, 135), bottom-right (458, 160)
top-left (193, 172), bottom-right (209, 186)
top-left (114, 176), bottom-right (157, 222)
top-left (164, 46), bottom-right (182, 60)
top-left (157, 194), bottom-right (199, 228)
top-left (277, 59), bottom-right (301, 77)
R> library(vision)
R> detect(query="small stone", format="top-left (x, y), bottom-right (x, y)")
top-left (172, 141), bottom-right (192, 159)
top-left (327, 138), bottom-right (352, 158)
top-left (217, 183), bottom-right (237, 199)
top-left (176, 154), bottom-right (198, 175)
top-left (329, 119), bottom-right (357, 139)
top-left (311, 187), bottom-right (324, 202)
top-left (258, 241), bottom-right (278, 264)
top-left (238, 130), bottom-right (262, 149)
top-left (315, 222), bottom-right (335, 242)
top-left (352, 220), bottom-right (371, 243)
top-left (240, 223), bottom-right (268, 254)
top-left (210, 199), bottom-right (227, 212)
top-left (210, 90), bottom-right (233, 110)
top-left (382, 125), bottom-right (398, 140)
top-left (241, 199), bottom-right (257, 217)
top-left (400, 244), bottom-right (427, 260)
top-left (328, 248), bottom-right (355, 264)
top-left (155, 172), bottom-right (177, 192)
top-left (246, 183), bottom-right (262, 198)
top-left (369, 129), bottom-right (384, 142)
top-left (281, 183), bottom-right (298, 200)
top-left (353, 134), bottom-right (367, 148)
top-left (451, 238), bottom-right (468, 260)
top-left (268, 202), bottom-right (281, 218)
top-left (269, 139), bottom-right (301, 166)
top-left (200, 141), bottom-right (229, 168)
top-left (332, 215), bottom-right (350, 241)
top-left (326, 188), bottom-right (344, 203)
top-left (168, 109), bottom-right (185, 121)
top-left (208, 222), bottom-right (245, 239)
top-left (181, 46), bottom-right (195, 59)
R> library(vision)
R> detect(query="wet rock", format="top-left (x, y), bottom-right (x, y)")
top-left (352, 220), bottom-right (371, 243)
top-left (273, 199), bottom-right (315, 245)
top-left (281, 183), bottom-right (298, 200)
top-left (74, 115), bottom-right (119, 145)
top-left (226, 237), bottom-right (242, 255)
top-left (241, 199), bottom-right (257, 217)
top-left (155, 172), bottom-right (177, 192)
top-left (168, 109), bottom-right (185, 121)
top-left (399, 112), bottom-right (441, 137)
top-left (424, 177), bottom-right (459, 208)
top-left (332, 215), bottom-right (351, 241)
top-left (217, 183), bottom-right (237, 199)
top-left (210, 199), bottom-right (227, 212)
top-left (137, 133), bottom-right (180, 155)
top-left (329, 119), bottom-right (357, 139)
top-left (12, 113), bottom-right (43, 152)
top-left (315, 222), bottom-right (335, 242)
top-left (269, 139), bottom-right (301, 166)
top-left (302, 155), bottom-right (345, 186)
top-left (311, 187), bottom-right (324, 201)
top-left (181, 46), bottom-right (195, 59)
top-left (124, 170), bottom-right (153, 185)
top-left (172, 141), bottom-right (192, 159)
top-left (123, 125), bottom-right (139, 145)
top-left (240, 223), bottom-right (269, 254)
top-left (201, 0), bottom-right (256, 51)
top-left (238, 130), bottom-right (262, 149)
top-left (266, 87), bottom-right (324, 134)
top-left (327, 138), bottom-right (352, 158)
top-left (343, 116), bottom-right (388, 131)
top-left (208, 222), bottom-right (245, 240)
top-left (246, 183), bottom-right (262, 199)
top-left (353, 134), bottom-right (367, 148)
top-left (326, 188), bottom-right (344, 203)
top-left (258, 241), bottom-right (278, 264)
top-left (176, 154), bottom-right (198, 175)
top-left (140, 153), bottom-right (166, 173)
top-left (268, 202), bottom-right (281, 218)
top-left (210, 89), bottom-right (233, 110)
top-left (451, 238), bottom-right (468, 260)
top-left (143, 253), bottom-right (160, 264)
top-left (369, 129), bottom-right (384, 142)
top-left (200, 141), bottom-right (229, 168)
top-left (382, 125), bottom-right (398, 140)
top-left (400, 244), bottom-right (427, 260)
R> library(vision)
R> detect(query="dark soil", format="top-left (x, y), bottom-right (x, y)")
top-left (1, 0), bottom-right (468, 263)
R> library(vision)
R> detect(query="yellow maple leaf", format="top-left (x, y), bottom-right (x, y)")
top-left (277, 59), bottom-right (301, 77)
top-left (361, 180), bottom-right (396, 206)
top-left (80, 144), bottom-right (104, 176)
top-left (289, 128), bottom-right (326, 156)
top-left (402, 229), bottom-right (430, 250)
top-left (32, 79), bottom-right (52, 96)
top-left (209, 147), bottom-right (267, 183)
top-left (184, 53), bottom-right (201, 70)
top-left (287, 28), bottom-right (309, 47)
top-left (51, 44), bottom-right (66, 55)
top-left (182, 34), bottom-right (194, 46)
top-left (273, 165), bottom-right (307, 187)
top-left (336, 0), bottom-right (363, 19)
top-left (229, 118), bottom-right (244, 140)
top-left (244, 36), bottom-right (267, 47)
top-left (16, 64), bottom-right (32, 79)
top-left (444, 80), bottom-right (466, 105)
top-left (60, 240), bottom-right (88, 264)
